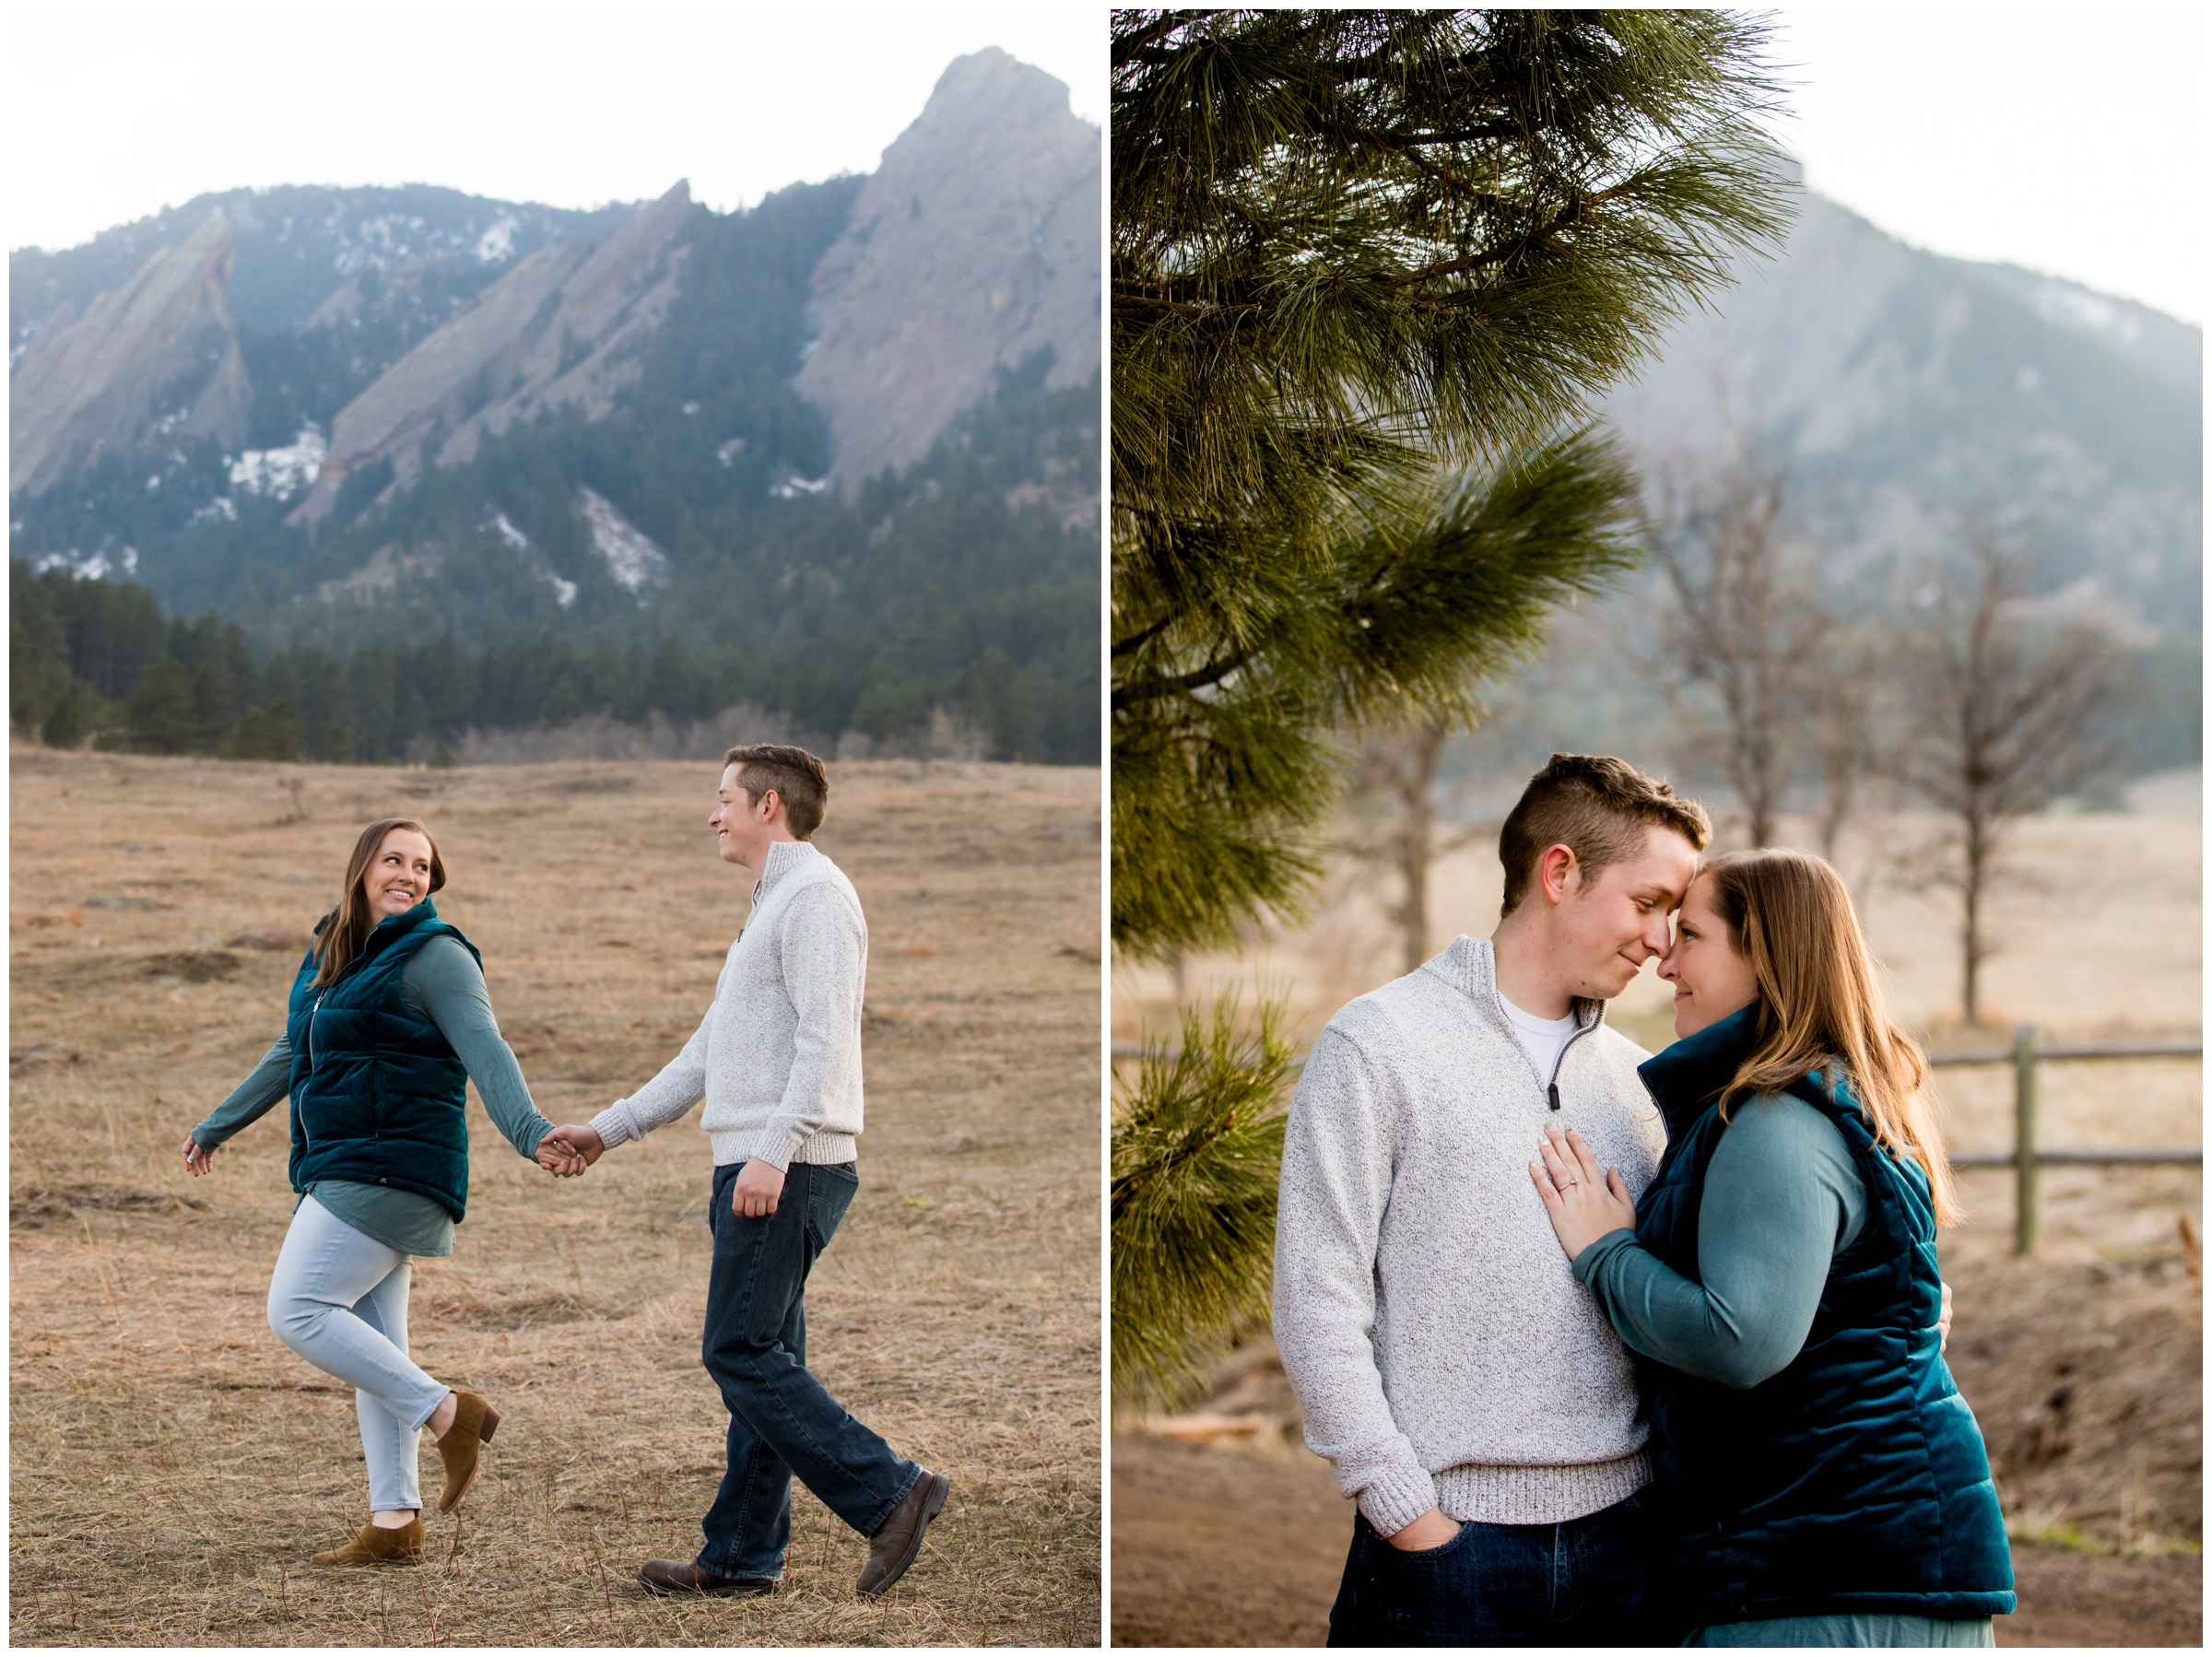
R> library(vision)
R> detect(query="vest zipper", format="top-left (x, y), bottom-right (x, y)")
top-left (301, 989), bottom-right (327, 1148)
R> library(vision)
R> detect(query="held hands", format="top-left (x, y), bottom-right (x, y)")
top-left (535, 1124), bottom-right (605, 1178)
top-left (182, 1134), bottom-right (217, 1177)
top-left (731, 1159), bottom-right (785, 1218)
top-left (1938, 1280), bottom-right (1953, 1355)
top-left (1529, 1126), bottom-right (1638, 1261)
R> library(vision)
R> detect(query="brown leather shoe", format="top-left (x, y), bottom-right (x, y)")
top-left (434, 1390), bottom-right (500, 1515)
top-left (311, 1517), bottom-right (424, 1567)
top-left (636, 1558), bottom-right (778, 1597)
top-left (856, 1470), bottom-right (949, 1597)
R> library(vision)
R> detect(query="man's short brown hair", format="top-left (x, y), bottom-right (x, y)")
top-left (724, 744), bottom-right (830, 840)
top-left (1497, 754), bottom-right (1711, 918)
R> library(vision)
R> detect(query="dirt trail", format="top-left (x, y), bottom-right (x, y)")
top-left (1110, 1434), bottom-right (2202, 1647)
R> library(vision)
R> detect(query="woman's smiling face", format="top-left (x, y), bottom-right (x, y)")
top-left (1657, 872), bottom-right (1760, 1038)
top-left (363, 828), bottom-right (435, 921)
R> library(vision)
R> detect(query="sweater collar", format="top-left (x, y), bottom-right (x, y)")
top-left (1636, 1003), bottom-right (1761, 1138)
top-left (1431, 934), bottom-right (1606, 1040)
top-left (751, 838), bottom-right (819, 904)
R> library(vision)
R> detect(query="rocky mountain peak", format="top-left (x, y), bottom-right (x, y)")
top-left (796, 49), bottom-right (1100, 499)
top-left (9, 212), bottom-right (250, 498)
top-left (290, 180), bottom-right (696, 525)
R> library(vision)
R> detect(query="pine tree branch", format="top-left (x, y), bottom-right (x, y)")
top-left (1112, 616), bottom-right (1175, 659)
top-left (1112, 10), bottom-right (1216, 71)
top-left (1111, 650), bottom-right (1249, 711)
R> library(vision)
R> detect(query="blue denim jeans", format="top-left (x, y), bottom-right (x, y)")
top-left (697, 1160), bottom-right (920, 1581)
top-left (1327, 1492), bottom-right (1673, 1647)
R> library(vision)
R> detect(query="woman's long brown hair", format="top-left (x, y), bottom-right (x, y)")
top-left (311, 818), bottom-right (446, 989)
top-left (1701, 849), bottom-right (1961, 1225)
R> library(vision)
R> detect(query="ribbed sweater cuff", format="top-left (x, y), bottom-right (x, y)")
top-left (1355, 1463), bottom-right (1442, 1538)
top-left (588, 1102), bottom-right (640, 1149)
top-left (712, 1129), bottom-right (856, 1169)
top-left (1433, 1450), bottom-right (1652, 1526)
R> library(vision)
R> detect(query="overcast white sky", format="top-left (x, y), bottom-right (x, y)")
top-left (1770, 8), bottom-right (2202, 322)
top-left (5, 6), bottom-right (2203, 324)
top-left (6, 5), bottom-right (1102, 251)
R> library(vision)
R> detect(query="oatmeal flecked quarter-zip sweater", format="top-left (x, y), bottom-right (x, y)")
top-left (589, 839), bottom-right (865, 1169)
top-left (1273, 934), bottom-right (1669, 1535)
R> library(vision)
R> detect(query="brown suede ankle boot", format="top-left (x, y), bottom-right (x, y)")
top-left (311, 1517), bottom-right (424, 1567)
top-left (435, 1391), bottom-right (500, 1514)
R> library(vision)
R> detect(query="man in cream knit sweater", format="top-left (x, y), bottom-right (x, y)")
top-left (1274, 754), bottom-right (1711, 1646)
top-left (540, 746), bottom-right (947, 1601)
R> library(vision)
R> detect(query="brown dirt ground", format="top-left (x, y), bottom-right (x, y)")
top-left (1110, 1431), bottom-right (2203, 1647)
top-left (9, 747), bottom-right (1101, 1646)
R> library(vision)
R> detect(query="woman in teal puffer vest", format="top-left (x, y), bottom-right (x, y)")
top-left (182, 817), bottom-right (584, 1568)
top-left (1532, 848), bottom-right (2014, 1645)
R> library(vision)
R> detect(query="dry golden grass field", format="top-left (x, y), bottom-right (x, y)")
top-left (10, 746), bottom-right (1101, 1647)
top-left (1112, 772), bottom-right (2201, 1646)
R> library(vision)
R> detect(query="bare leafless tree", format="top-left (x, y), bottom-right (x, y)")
top-left (1641, 449), bottom-right (1880, 851)
top-left (1808, 628), bottom-right (1885, 863)
top-left (1341, 712), bottom-right (1488, 977)
top-left (1885, 523), bottom-right (2128, 1026)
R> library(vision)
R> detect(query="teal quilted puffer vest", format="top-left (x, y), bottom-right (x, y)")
top-left (285, 899), bottom-right (478, 1222)
top-left (1633, 1007), bottom-right (2016, 1627)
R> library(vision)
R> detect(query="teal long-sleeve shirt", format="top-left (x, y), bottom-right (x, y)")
top-left (1571, 1092), bottom-right (1867, 1391)
top-left (189, 934), bottom-right (552, 1257)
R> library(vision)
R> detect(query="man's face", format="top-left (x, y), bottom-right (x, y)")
top-left (708, 764), bottom-right (773, 870)
top-left (1549, 826), bottom-right (1701, 1000)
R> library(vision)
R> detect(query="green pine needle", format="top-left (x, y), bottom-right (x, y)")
top-left (1111, 995), bottom-right (1298, 1411)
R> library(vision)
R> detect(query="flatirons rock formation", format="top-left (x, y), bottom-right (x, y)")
top-left (9, 214), bottom-right (250, 498)
top-left (293, 182), bottom-right (697, 524)
top-left (12, 184), bottom-right (637, 350)
top-left (796, 48), bottom-right (1100, 494)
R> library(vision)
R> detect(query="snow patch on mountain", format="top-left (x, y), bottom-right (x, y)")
top-left (33, 546), bottom-right (137, 580)
top-left (575, 486), bottom-right (670, 601)
top-left (476, 216), bottom-right (519, 264)
top-left (484, 508), bottom-right (577, 606)
top-left (229, 425), bottom-right (326, 499)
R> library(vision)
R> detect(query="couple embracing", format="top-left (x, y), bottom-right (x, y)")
top-left (182, 745), bottom-right (948, 1599)
top-left (1275, 754), bottom-right (2018, 1647)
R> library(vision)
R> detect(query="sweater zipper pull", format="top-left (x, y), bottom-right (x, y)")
top-left (1547, 1082), bottom-right (1560, 1112)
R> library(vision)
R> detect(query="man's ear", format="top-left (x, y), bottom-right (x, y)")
top-left (757, 787), bottom-right (783, 822)
top-left (1539, 842), bottom-right (1579, 905)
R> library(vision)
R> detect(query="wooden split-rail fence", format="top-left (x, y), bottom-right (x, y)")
top-left (1111, 1025), bottom-right (2204, 1255)
top-left (1930, 1027), bottom-right (2200, 1255)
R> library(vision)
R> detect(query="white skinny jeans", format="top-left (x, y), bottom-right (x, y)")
top-left (265, 1194), bottom-right (451, 1512)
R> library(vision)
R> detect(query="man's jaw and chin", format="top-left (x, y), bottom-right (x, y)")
top-left (1575, 950), bottom-right (1648, 1004)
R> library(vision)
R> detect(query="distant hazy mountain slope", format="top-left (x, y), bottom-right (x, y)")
top-left (1963, 262), bottom-right (2201, 397)
top-left (8, 214), bottom-right (251, 499)
top-left (1600, 189), bottom-right (2202, 630)
top-left (796, 49), bottom-right (1100, 500)
top-left (9, 184), bottom-right (637, 351)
